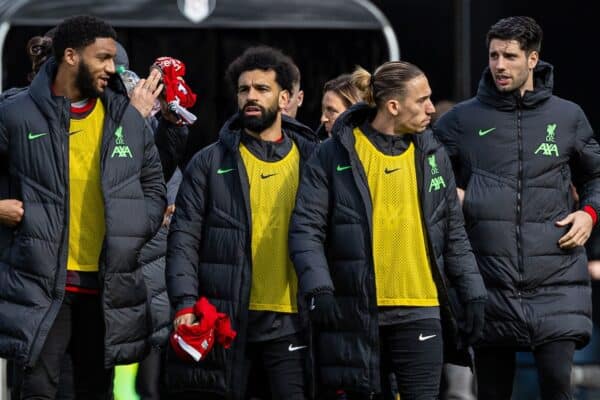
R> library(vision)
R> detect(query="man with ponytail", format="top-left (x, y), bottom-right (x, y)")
top-left (289, 61), bottom-right (486, 399)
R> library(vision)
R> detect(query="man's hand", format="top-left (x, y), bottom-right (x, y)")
top-left (456, 188), bottom-right (465, 206)
top-left (159, 98), bottom-right (182, 125)
top-left (129, 68), bottom-right (163, 118)
top-left (309, 292), bottom-right (341, 328)
top-left (462, 301), bottom-right (485, 345)
top-left (588, 260), bottom-right (600, 280)
top-left (173, 312), bottom-right (196, 329)
top-left (162, 204), bottom-right (176, 227)
top-left (557, 210), bottom-right (593, 249)
top-left (0, 199), bottom-right (24, 227)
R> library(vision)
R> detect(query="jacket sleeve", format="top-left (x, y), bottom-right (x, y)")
top-left (153, 117), bottom-right (189, 182)
top-left (289, 145), bottom-right (334, 297)
top-left (0, 115), bottom-right (8, 199)
top-left (433, 110), bottom-right (467, 189)
top-left (0, 115), bottom-right (6, 156)
top-left (141, 123), bottom-right (167, 237)
top-left (440, 148), bottom-right (487, 304)
top-left (570, 107), bottom-right (600, 215)
top-left (166, 152), bottom-right (207, 312)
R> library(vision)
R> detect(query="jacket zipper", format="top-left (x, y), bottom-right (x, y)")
top-left (516, 107), bottom-right (524, 303)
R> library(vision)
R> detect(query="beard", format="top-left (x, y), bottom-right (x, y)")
top-left (75, 60), bottom-right (101, 99)
top-left (239, 101), bottom-right (279, 133)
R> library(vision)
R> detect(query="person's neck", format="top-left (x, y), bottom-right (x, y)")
top-left (53, 65), bottom-right (84, 102)
top-left (245, 114), bottom-right (283, 142)
top-left (370, 112), bottom-right (400, 136)
top-left (519, 74), bottom-right (535, 97)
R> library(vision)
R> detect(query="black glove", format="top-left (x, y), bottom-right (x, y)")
top-left (308, 292), bottom-right (341, 328)
top-left (462, 301), bottom-right (485, 345)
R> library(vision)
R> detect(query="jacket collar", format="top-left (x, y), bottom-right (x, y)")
top-left (332, 102), bottom-right (440, 156)
top-left (218, 112), bottom-right (317, 152)
top-left (476, 60), bottom-right (554, 111)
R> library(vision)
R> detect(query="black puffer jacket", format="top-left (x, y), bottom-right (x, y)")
top-left (289, 104), bottom-right (486, 395)
top-left (434, 61), bottom-right (599, 349)
top-left (139, 225), bottom-right (171, 347)
top-left (0, 58), bottom-right (166, 368)
top-left (165, 114), bottom-right (317, 399)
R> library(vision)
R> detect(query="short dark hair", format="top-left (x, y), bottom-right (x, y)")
top-left (52, 15), bottom-right (117, 61)
top-left (486, 16), bottom-right (543, 53)
top-left (225, 46), bottom-right (295, 94)
top-left (290, 63), bottom-right (301, 88)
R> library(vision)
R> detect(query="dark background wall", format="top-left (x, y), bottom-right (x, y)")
top-left (374, 0), bottom-right (597, 131)
top-left (2, 0), bottom-right (597, 163)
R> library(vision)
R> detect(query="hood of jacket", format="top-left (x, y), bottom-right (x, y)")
top-left (476, 60), bottom-right (553, 111)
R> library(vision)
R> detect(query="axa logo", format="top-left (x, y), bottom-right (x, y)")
top-left (534, 143), bottom-right (559, 157)
top-left (534, 123), bottom-right (559, 157)
top-left (111, 126), bottom-right (133, 158)
top-left (429, 176), bottom-right (446, 192)
top-left (428, 154), bottom-right (446, 192)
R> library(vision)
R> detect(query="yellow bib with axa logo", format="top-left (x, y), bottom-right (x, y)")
top-left (239, 141), bottom-right (300, 313)
top-left (353, 127), bottom-right (438, 306)
top-left (67, 100), bottom-right (106, 272)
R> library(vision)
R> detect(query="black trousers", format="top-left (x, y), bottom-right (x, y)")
top-left (19, 292), bottom-right (113, 400)
top-left (475, 340), bottom-right (576, 400)
top-left (342, 319), bottom-right (443, 400)
top-left (244, 332), bottom-right (308, 400)
top-left (173, 332), bottom-right (308, 400)
top-left (378, 318), bottom-right (443, 400)
top-left (136, 347), bottom-right (162, 400)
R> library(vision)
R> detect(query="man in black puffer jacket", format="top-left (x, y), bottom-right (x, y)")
top-left (166, 46), bottom-right (317, 400)
top-left (434, 16), bottom-right (600, 400)
top-left (0, 16), bottom-right (166, 399)
top-left (289, 61), bottom-right (487, 399)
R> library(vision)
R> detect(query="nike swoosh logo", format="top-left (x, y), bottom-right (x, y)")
top-left (260, 173), bottom-right (277, 179)
top-left (384, 167), bottom-right (400, 174)
top-left (478, 127), bottom-right (496, 136)
top-left (217, 168), bottom-right (235, 175)
top-left (28, 132), bottom-right (48, 140)
top-left (309, 297), bottom-right (316, 311)
top-left (288, 344), bottom-right (307, 352)
top-left (336, 165), bottom-right (351, 172)
top-left (68, 130), bottom-right (83, 136)
top-left (418, 334), bottom-right (437, 341)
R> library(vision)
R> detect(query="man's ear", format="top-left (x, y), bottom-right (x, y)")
top-left (528, 50), bottom-right (539, 70)
top-left (63, 48), bottom-right (79, 67)
top-left (297, 90), bottom-right (304, 107)
top-left (279, 89), bottom-right (290, 110)
top-left (386, 99), bottom-right (400, 116)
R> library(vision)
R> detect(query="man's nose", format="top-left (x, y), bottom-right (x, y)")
top-left (106, 59), bottom-right (116, 74)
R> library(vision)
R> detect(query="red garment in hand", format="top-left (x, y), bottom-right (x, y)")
top-left (170, 297), bottom-right (237, 362)
top-left (153, 56), bottom-right (197, 108)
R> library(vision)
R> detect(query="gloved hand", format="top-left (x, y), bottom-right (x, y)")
top-left (462, 301), bottom-right (486, 345)
top-left (308, 292), bottom-right (341, 328)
